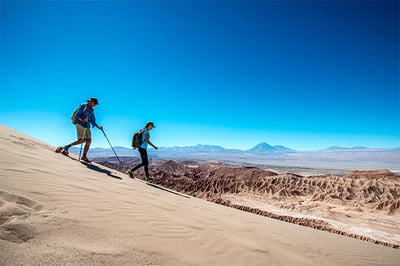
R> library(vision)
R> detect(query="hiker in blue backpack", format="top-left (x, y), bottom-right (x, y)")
top-left (128, 121), bottom-right (158, 181)
top-left (56, 98), bottom-right (102, 162)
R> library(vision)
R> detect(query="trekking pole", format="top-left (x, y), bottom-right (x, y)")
top-left (79, 142), bottom-right (83, 160)
top-left (100, 128), bottom-right (122, 165)
top-left (79, 128), bottom-right (87, 160)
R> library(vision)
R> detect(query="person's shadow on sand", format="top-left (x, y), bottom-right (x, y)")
top-left (81, 162), bottom-right (122, 180)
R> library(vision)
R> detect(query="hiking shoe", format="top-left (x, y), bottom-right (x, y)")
top-left (61, 146), bottom-right (69, 155)
top-left (147, 176), bottom-right (155, 182)
top-left (81, 155), bottom-right (92, 163)
top-left (127, 170), bottom-right (135, 179)
top-left (55, 146), bottom-right (63, 153)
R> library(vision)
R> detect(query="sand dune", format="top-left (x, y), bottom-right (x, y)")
top-left (116, 160), bottom-right (399, 247)
top-left (101, 158), bottom-right (400, 247)
top-left (1, 125), bottom-right (400, 265)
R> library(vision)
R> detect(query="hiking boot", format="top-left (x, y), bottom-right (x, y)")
top-left (81, 155), bottom-right (92, 163)
top-left (127, 170), bottom-right (135, 179)
top-left (61, 145), bottom-right (69, 155)
top-left (147, 176), bottom-right (155, 182)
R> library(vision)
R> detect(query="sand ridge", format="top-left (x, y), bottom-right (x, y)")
top-left (1, 124), bottom-right (400, 265)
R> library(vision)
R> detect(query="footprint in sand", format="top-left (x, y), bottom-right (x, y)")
top-left (0, 190), bottom-right (43, 243)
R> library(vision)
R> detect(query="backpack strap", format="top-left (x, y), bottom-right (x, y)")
top-left (140, 128), bottom-right (148, 144)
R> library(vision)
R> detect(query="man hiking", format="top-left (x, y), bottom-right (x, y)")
top-left (56, 97), bottom-right (102, 162)
top-left (128, 121), bottom-right (158, 181)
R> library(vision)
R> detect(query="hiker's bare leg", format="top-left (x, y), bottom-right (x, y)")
top-left (83, 139), bottom-right (91, 155)
top-left (67, 138), bottom-right (85, 147)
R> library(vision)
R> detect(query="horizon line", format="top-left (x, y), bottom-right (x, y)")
top-left (76, 143), bottom-right (400, 152)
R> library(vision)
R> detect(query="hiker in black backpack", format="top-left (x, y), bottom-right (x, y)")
top-left (56, 98), bottom-right (102, 162)
top-left (128, 121), bottom-right (158, 181)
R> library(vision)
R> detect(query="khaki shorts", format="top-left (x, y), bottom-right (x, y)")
top-left (76, 124), bottom-right (91, 140)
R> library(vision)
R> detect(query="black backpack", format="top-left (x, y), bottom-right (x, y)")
top-left (132, 129), bottom-right (145, 149)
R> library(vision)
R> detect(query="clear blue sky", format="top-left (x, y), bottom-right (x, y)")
top-left (1, 0), bottom-right (399, 150)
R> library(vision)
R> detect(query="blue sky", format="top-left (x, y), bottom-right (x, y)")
top-left (1, 0), bottom-right (399, 150)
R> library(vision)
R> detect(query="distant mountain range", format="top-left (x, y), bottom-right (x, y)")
top-left (323, 146), bottom-right (369, 150)
top-left (71, 142), bottom-right (297, 157)
top-left (70, 142), bottom-right (400, 170)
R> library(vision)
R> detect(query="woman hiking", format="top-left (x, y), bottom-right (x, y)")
top-left (128, 121), bottom-right (158, 181)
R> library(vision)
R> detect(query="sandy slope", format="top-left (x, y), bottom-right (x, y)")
top-left (0, 125), bottom-right (399, 265)
top-left (129, 161), bottom-right (399, 247)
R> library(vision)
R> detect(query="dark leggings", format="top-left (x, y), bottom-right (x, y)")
top-left (130, 148), bottom-right (149, 177)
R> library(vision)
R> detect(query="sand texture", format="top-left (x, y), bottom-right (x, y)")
top-left (102, 159), bottom-right (400, 248)
top-left (1, 125), bottom-right (399, 265)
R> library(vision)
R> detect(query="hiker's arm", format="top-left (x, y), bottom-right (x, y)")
top-left (145, 134), bottom-right (158, 150)
top-left (90, 112), bottom-right (102, 130)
